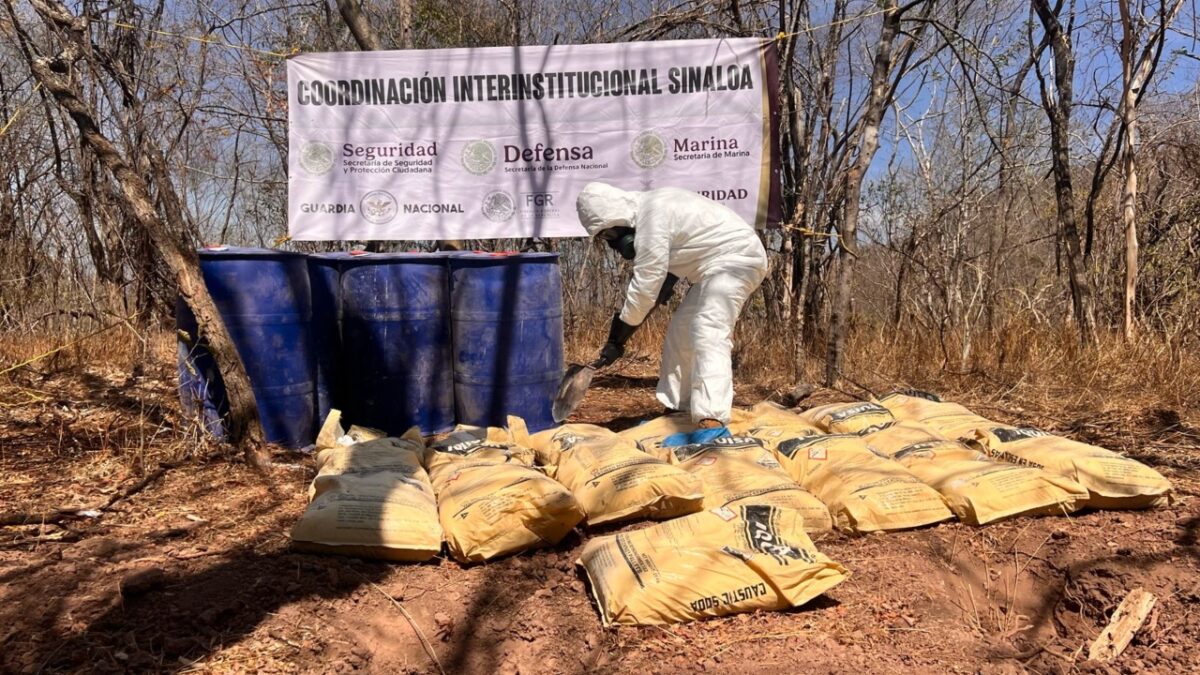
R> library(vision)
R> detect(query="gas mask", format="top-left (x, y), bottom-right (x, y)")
top-left (601, 226), bottom-right (636, 261)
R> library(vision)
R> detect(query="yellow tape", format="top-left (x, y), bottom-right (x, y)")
top-left (0, 82), bottom-right (43, 139)
top-left (773, 7), bottom-right (888, 41)
top-left (0, 318), bottom-right (129, 378)
top-left (100, 19), bottom-right (295, 58)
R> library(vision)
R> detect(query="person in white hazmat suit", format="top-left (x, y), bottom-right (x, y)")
top-left (576, 182), bottom-right (768, 443)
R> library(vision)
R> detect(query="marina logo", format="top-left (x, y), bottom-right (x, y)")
top-left (630, 130), bottom-right (666, 169)
top-left (299, 141), bottom-right (334, 176)
top-left (481, 190), bottom-right (515, 222)
top-left (359, 190), bottom-right (398, 224)
top-left (461, 140), bottom-right (497, 175)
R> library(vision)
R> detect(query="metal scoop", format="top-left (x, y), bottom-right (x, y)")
top-left (552, 358), bottom-right (604, 422)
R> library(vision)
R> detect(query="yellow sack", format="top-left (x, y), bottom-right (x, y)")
top-left (615, 413), bottom-right (697, 457)
top-left (578, 505), bottom-right (849, 625)
top-left (291, 429), bottom-right (442, 562)
top-left (773, 433), bottom-right (954, 533)
top-left (876, 391), bottom-right (995, 440)
top-left (863, 422), bottom-right (1087, 525)
top-left (424, 425), bottom-right (583, 563)
top-left (728, 402), bottom-right (824, 451)
top-left (614, 410), bottom-right (763, 456)
top-left (799, 401), bottom-right (896, 434)
top-left (664, 436), bottom-right (832, 532)
top-left (528, 423), bottom-right (704, 526)
top-left (972, 426), bottom-right (1171, 509)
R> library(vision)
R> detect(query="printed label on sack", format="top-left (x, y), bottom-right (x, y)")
top-left (892, 441), bottom-right (941, 459)
top-left (705, 436), bottom-right (764, 449)
top-left (434, 438), bottom-right (516, 457)
top-left (775, 434), bottom-right (857, 458)
top-left (829, 403), bottom-right (888, 421)
top-left (741, 505), bottom-right (814, 564)
top-left (712, 506), bottom-right (737, 521)
top-left (990, 427), bottom-right (1049, 443)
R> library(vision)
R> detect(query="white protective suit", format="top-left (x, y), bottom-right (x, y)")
top-left (576, 182), bottom-right (768, 424)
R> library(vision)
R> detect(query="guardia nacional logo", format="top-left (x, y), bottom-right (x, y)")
top-left (359, 190), bottom-right (398, 224)
top-left (461, 140), bottom-right (497, 175)
top-left (630, 130), bottom-right (666, 169)
top-left (299, 141), bottom-right (334, 176)
top-left (481, 190), bottom-right (515, 222)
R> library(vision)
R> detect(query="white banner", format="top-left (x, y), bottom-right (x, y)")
top-left (287, 38), bottom-right (780, 240)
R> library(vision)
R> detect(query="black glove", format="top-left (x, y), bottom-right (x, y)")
top-left (656, 273), bottom-right (680, 306)
top-left (595, 314), bottom-right (638, 367)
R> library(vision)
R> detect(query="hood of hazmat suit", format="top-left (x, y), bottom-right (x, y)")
top-left (576, 182), bottom-right (769, 425)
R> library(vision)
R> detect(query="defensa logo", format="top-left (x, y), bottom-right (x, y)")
top-left (630, 130), bottom-right (666, 168)
top-left (481, 190), bottom-right (515, 222)
top-left (461, 140), bottom-right (497, 175)
top-left (359, 190), bottom-right (398, 224)
top-left (299, 141), bottom-right (334, 176)
top-left (503, 144), bottom-right (593, 162)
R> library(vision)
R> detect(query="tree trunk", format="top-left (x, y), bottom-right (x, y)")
top-left (335, 0), bottom-right (384, 51)
top-left (23, 0), bottom-right (266, 458)
top-left (1115, 0), bottom-right (1185, 340)
top-left (1118, 0), bottom-right (1139, 340)
top-left (825, 0), bottom-right (901, 386)
top-left (1032, 0), bottom-right (1098, 345)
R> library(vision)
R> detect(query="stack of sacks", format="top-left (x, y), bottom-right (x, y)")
top-left (863, 421), bottom-right (1088, 525)
top-left (772, 433), bottom-right (954, 533)
top-left (578, 504), bottom-right (849, 625)
top-left (424, 417), bottom-right (584, 563)
top-left (880, 391), bottom-right (1173, 509)
top-left (291, 411), bottom-right (442, 561)
top-left (724, 402), bottom-right (952, 533)
top-left (528, 423), bottom-right (704, 526)
top-left (972, 426), bottom-right (1172, 509)
top-left (875, 390), bottom-right (995, 439)
top-left (799, 401), bottom-right (896, 434)
top-left (661, 436), bottom-right (832, 532)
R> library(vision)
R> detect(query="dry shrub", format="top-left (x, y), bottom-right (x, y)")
top-left (566, 291), bottom-right (1198, 427)
top-left (0, 322), bottom-right (163, 377)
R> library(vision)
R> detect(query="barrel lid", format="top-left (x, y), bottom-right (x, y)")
top-left (198, 245), bottom-right (306, 259)
top-left (449, 251), bottom-right (559, 265)
top-left (339, 250), bottom-right (451, 265)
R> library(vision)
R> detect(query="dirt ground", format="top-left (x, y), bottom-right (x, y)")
top-left (2, 357), bottom-right (1199, 674)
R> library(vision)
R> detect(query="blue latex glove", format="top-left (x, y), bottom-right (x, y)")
top-left (661, 426), bottom-right (731, 447)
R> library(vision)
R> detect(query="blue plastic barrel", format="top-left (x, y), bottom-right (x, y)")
top-left (449, 252), bottom-right (563, 432)
top-left (174, 247), bottom-right (316, 448)
top-left (339, 252), bottom-right (455, 435)
top-left (307, 253), bottom-right (347, 425)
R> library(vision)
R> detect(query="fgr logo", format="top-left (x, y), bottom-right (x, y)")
top-left (630, 130), bottom-right (666, 169)
top-left (461, 140), bottom-right (497, 175)
top-left (522, 191), bottom-right (559, 217)
top-left (481, 190), bottom-right (515, 222)
top-left (359, 190), bottom-right (398, 224)
top-left (298, 141), bottom-right (334, 176)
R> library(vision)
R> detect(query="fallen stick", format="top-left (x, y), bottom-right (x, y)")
top-left (360, 575), bottom-right (446, 675)
top-left (0, 461), bottom-right (181, 527)
top-left (1087, 587), bottom-right (1157, 662)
